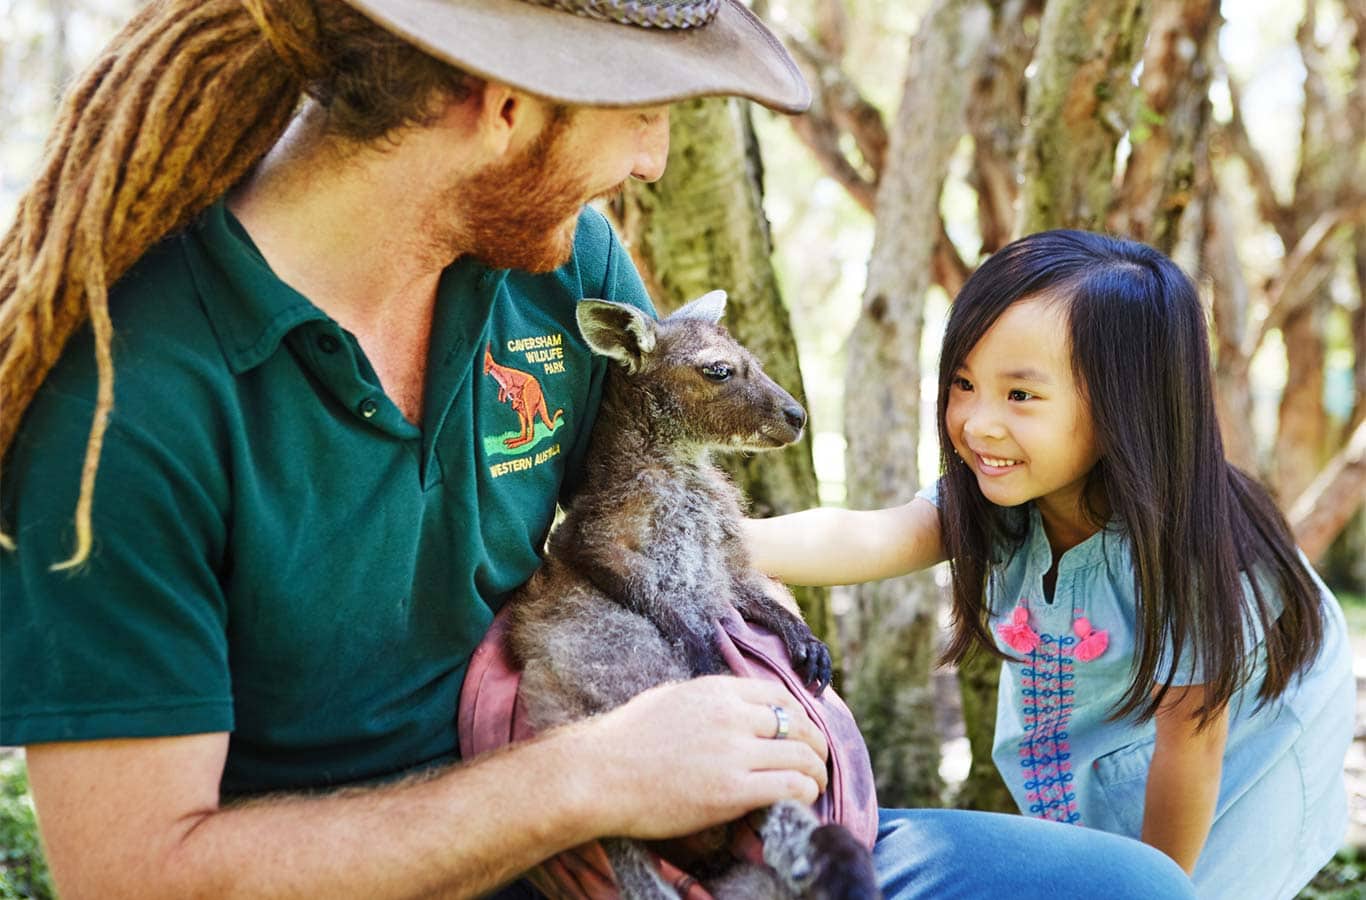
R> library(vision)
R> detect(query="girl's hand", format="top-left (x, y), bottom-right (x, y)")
top-left (1140, 683), bottom-right (1230, 874)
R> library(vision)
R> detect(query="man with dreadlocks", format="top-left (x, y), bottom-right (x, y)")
top-left (0, 1), bottom-right (1199, 898)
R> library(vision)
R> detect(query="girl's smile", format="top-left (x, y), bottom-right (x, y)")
top-left (971, 452), bottom-right (1024, 472)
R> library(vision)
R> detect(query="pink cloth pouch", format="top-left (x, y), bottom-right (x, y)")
top-left (457, 605), bottom-right (880, 899)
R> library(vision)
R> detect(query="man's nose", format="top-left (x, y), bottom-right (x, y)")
top-left (631, 109), bottom-right (670, 183)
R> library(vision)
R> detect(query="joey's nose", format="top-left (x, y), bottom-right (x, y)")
top-left (783, 404), bottom-right (807, 431)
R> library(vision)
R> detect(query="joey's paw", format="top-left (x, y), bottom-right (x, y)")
top-left (789, 637), bottom-right (833, 696)
top-left (802, 824), bottom-right (881, 900)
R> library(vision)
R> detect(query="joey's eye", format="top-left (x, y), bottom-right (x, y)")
top-left (700, 363), bottom-right (733, 382)
top-left (1008, 389), bottom-right (1034, 402)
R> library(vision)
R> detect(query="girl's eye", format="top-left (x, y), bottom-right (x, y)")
top-left (701, 363), bottom-right (733, 382)
top-left (951, 376), bottom-right (973, 392)
top-left (1008, 389), bottom-right (1034, 402)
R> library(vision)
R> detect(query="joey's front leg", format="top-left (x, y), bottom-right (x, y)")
top-left (731, 574), bottom-right (833, 695)
top-left (583, 559), bottom-right (728, 677)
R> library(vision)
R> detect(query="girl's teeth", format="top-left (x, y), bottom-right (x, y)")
top-left (983, 456), bottom-right (1019, 467)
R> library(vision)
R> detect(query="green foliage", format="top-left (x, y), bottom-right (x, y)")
top-left (1297, 847), bottom-right (1365, 899)
top-left (1129, 102), bottom-right (1167, 144)
top-left (0, 756), bottom-right (53, 900)
top-left (1337, 591), bottom-right (1366, 634)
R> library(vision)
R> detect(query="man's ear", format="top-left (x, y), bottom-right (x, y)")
top-left (577, 300), bottom-right (657, 373)
top-left (470, 81), bottom-right (520, 157)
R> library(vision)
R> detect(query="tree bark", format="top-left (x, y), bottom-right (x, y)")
top-left (1110, 0), bottom-right (1219, 254)
top-left (965, 0), bottom-right (1040, 255)
top-left (612, 98), bottom-right (832, 644)
top-left (1273, 297), bottom-right (1331, 502)
top-left (1017, 0), bottom-right (1149, 235)
top-left (951, 646), bottom-right (1015, 812)
top-left (842, 0), bottom-right (992, 809)
top-left (1203, 192), bottom-right (1261, 475)
top-left (780, 25), bottom-right (969, 298)
top-left (1271, 3), bottom-right (1353, 504)
top-left (1290, 419), bottom-right (1366, 563)
top-left (1351, 231), bottom-right (1366, 435)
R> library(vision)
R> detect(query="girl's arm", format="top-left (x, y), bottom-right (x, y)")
top-left (1140, 684), bottom-right (1230, 875)
top-left (742, 498), bottom-right (944, 586)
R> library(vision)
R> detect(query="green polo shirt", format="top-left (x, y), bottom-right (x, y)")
top-left (1, 201), bottom-right (652, 796)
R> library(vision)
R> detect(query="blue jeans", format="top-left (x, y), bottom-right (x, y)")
top-left (492, 807), bottom-right (1196, 897)
top-left (874, 808), bottom-right (1196, 899)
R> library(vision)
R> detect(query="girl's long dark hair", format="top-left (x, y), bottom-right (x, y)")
top-left (936, 230), bottom-right (1324, 724)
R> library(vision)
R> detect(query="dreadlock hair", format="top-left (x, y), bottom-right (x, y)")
top-left (935, 230), bottom-right (1326, 727)
top-left (0, 0), bottom-right (479, 567)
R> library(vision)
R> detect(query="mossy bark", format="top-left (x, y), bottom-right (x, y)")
top-left (1017, 0), bottom-right (1149, 235)
top-left (841, 0), bottom-right (992, 809)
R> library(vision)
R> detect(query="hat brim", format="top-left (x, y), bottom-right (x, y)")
top-left (340, 0), bottom-right (811, 113)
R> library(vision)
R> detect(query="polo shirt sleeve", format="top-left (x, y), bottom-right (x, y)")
top-left (1, 375), bottom-right (232, 745)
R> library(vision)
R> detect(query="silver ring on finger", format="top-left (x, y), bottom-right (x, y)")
top-left (769, 704), bottom-right (790, 740)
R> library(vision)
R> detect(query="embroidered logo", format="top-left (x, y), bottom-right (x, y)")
top-left (482, 337), bottom-right (567, 479)
top-left (484, 343), bottom-right (562, 449)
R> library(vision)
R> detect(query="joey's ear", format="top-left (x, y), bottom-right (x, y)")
top-left (577, 300), bottom-right (657, 373)
top-left (670, 290), bottom-right (727, 325)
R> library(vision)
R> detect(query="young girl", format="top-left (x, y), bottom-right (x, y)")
top-left (745, 230), bottom-right (1355, 899)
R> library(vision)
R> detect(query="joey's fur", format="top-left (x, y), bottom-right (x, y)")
top-left (506, 292), bottom-right (878, 900)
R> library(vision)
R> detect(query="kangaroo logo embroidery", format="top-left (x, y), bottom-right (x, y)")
top-left (482, 341), bottom-right (566, 477)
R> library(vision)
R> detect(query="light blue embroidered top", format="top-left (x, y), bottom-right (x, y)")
top-left (919, 485), bottom-right (1354, 900)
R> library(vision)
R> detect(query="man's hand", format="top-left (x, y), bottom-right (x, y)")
top-left (568, 675), bottom-right (829, 840)
top-left (25, 676), bottom-right (828, 899)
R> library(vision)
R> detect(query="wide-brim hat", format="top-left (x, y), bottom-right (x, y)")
top-left (339, 0), bottom-right (811, 113)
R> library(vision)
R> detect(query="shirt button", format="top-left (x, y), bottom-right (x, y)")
top-left (317, 334), bottom-right (341, 353)
top-left (359, 398), bottom-right (379, 418)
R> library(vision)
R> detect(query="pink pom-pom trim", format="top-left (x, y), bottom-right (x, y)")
top-left (997, 604), bottom-right (1040, 654)
top-left (1073, 616), bottom-right (1109, 662)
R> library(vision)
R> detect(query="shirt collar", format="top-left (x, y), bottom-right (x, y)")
top-left (185, 201), bottom-right (512, 376)
top-left (184, 200), bottom-right (330, 375)
top-left (1025, 502), bottom-right (1124, 574)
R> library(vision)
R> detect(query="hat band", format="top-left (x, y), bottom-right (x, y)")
top-left (525, 0), bottom-right (720, 29)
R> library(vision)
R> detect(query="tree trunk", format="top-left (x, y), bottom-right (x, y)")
top-left (951, 646), bottom-right (1015, 812)
top-left (1352, 231), bottom-right (1366, 435)
top-left (842, 0), bottom-right (992, 809)
top-left (1017, 0), bottom-right (1149, 235)
top-left (964, 0), bottom-right (1041, 256)
top-left (1204, 192), bottom-right (1261, 476)
top-left (1290, 419), bottom-right (1366, 563)
top-left (611, 97), bottom-right (832, 644)
top-left (1110, 0), bottom-right (1218, 255)
top-left (1274, 297), bottom-right (1331, 502)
